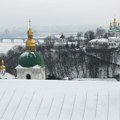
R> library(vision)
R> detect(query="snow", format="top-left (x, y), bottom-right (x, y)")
top-left (0, 72), bottom-right (15, 79)
top-left (0, 42), bottom-right (24, 54)
top-left (13, 39), bottom-right (24, 43)
top-left (63, 77), bottom-right (69, 80)
top-left (73, 78), bottom-right (116, 81)
top-left (32, 65), bottom-right (41, 68)
top-left (90, 39), bottom-right (108, 43)
top-left (20, 51), bottom-right (35, 57)
top-left (2, 39), bottom-right (11, 43)
top-left (16, 65), bottom-right (23, 68)
top-left (0, 80), bottom-right (120, 120)
top-left (109, 37), bottom-right (120, 40)
top-left (16, 64), bottom-right (40, 69)
top-left (38, 39), bottom-right (44, 44)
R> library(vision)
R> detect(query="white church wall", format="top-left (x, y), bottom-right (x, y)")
top-left (16, 66), bottom-right (45, 80)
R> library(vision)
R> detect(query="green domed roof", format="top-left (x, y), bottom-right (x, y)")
top-left (19, 51), bottom-right (45, 67)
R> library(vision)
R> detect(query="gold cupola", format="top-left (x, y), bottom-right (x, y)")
top-left (113, 18), bottom-right (117, 27)
top-left (109, 22), bottom-right (112, 28)
top-left (118, 22), bottom-right (120, 27)
top-left (26, 20), bottom-right (36, 51)
top-left (0, 60), bottom-right (6, 71)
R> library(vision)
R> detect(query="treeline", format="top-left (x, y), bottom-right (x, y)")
top-left (1, 44), bottom-right (120, 80)
top-left (36, 45), bottom-right (120, 79)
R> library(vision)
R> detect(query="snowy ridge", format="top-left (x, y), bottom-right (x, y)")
top-left (0, 80), bottom-right (120, 120)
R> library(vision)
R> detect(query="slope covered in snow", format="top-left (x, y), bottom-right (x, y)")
top-left (0, 80), bottom-right (119, 120)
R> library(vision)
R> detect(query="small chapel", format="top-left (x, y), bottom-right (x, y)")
top-left (16, 21), bottom-right (45, 80)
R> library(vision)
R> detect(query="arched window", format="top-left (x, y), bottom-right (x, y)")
top-left (26, 74), bottom-right (31, 79)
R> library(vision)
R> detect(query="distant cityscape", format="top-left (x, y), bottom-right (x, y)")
top-left (0, 18), bottom-right (120, 80)
top-left (0, 25), bottom-right (108, 37)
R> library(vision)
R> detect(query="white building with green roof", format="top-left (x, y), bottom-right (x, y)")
top-left (108, 18), bottom-right (120, 37)
top-left (16, 22), bottom-right (45, 80)
top-left (88, 18), bottom-right (120, 49)
top-left (108, 18), bottom-right (120, 47)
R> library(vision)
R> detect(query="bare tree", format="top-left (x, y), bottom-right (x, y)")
top-left (84, 30), bottom-right (95, 41)
top-left (77, 32), bottom-right (83, 39)
top-left (96, 27), bottom-right (106, 38)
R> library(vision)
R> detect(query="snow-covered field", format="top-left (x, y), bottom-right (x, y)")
top-left (0, 80), bottom-right (119, 120)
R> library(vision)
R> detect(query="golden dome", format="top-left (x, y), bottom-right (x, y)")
top-left (26, 20), bottom-right (36, 51)
top-left (109, 22), bottom-right (112, 28)
top-left (27, 28), bottom-right (33, 38)
top-left (1, 65), bottom-right (6, 71)
top-left (0, 60), bottom-right (6, 71)
top-left (26, 39), bottom-right (36, 47)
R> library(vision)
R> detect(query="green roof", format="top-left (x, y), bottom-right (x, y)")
top-left (109, 27), bottom-right (120, 32)
top-left (18, 51), bottom-right (45, 67)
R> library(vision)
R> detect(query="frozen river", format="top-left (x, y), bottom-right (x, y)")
top-left (0, 42), bottom-right (24, 54)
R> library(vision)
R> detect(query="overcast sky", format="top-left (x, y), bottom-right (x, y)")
top-left (0, 0), bottom-right (119, 28)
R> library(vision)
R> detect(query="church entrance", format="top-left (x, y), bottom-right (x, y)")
top-left (26, 74), bottom-right (31, 79)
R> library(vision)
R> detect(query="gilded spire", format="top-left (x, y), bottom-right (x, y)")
top-left (109, 22), bottom-right (112, 28)
top-left (26, 20), bottom-right (36, 51)
top-left (0, 60), bottom-right (6, 71)
top-left (27, 19), bottom-right (33, 39)
top-left (113, 18), bottom-right (117, 27)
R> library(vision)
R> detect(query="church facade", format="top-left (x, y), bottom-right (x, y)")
top-left (109, 18), bottom-right (120, 37)
top-left (16, 21), bottom-right (45, 80)
top-left (88, 18), bottom-right (120, 49)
